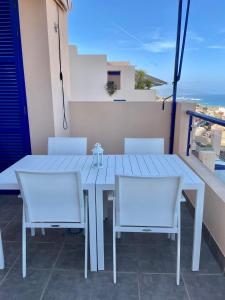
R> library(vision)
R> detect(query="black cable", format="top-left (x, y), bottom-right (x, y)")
top-left (162, 94), bottom-right (173, 110)
top-left (57, 5), bottom-right (68, 130)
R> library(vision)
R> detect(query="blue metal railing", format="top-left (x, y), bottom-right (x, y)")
top-left (169, 0), bottom-right (191, 154)
top-left (186, 110), bottom-right (225, 156)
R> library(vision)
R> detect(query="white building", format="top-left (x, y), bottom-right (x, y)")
top-left (69, 45), bottom-right (166, 102)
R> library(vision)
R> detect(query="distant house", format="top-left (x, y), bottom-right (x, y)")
top-left (69, 45), bottom-right (166, 102)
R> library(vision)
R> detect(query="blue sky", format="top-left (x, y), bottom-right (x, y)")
top-left (68, 0), bottom-right (225, 96)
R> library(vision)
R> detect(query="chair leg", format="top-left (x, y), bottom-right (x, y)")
top-left (84, 199), bottom-right (88, 279)
top-left (113, 200), bottom-right (116, 283)
top-left (176, 217), bottom-right (181, 285)
top-left (116, 232), bottom-right (121, 239)
top-left (0, 231), bottom-right (4, 269)
top-left (41, 228), bottom-right (46, 236)
top-left (22, 220), bottom-right (26, 278)
top-left (31, 228), bottom-right (35, 237)
top-left (103, 191), bottom-right (108, 221)
top-left (171, 233), bottom-right (176, 241)
top-left (84, 224), bottom-right (88, 279)
top-left (113, 228), bottom-right (116, 284)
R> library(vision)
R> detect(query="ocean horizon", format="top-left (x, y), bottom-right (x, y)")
top-left (177, 94), bottom-right (225, 107)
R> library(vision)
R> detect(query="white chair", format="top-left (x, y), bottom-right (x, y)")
top-left (48, 137), bottom-right (87, 155)
top-left (124, 137), bottom-right (185, 206)
top-left (124, 138), bottom-right (164, 154)
top-left (113, 175), bottom-right (183, 285)
top-left (16, 171), bottom-right (88, 279)
top-left (0, 230), bottom-right (4, 269)
top-left (105, 138), bottom-right (164, 224)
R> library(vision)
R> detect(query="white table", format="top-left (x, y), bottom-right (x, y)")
top-left (96, 154), bottom-right (205, 271)
top-left (0, 155), bottom-right (98, 272)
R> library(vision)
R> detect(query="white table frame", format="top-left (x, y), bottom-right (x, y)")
top-left (95, 154), bottom-right (205, 271)
top-left (0, 155), bottom-right (98, 272)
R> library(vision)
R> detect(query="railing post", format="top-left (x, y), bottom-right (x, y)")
top-left (186, 115), bottom-right (193, 156)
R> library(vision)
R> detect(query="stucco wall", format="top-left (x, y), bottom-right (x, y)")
top-left (69, 101), bottom-right (172, 154)
top-left (19, 0), bottom-right (55, 154)
top-left (19, 0), bottom-right (70, 154)
top-left (182, 155), bottom-right (225, 257)
top-left (174, 102), bottom-right (225, 257)
top-left (69, 45), bottom-right (156, 102)
top-left (46, 0), bottom-right (71, 136)
top-left (69, 46), bottom-right (107, 101)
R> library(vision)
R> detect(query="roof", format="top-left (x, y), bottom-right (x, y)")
top-left (144, 74), bottom-right (167, 86)
top-left (107, 61), bottom-right (131, 66)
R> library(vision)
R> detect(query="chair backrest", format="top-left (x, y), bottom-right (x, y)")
top-left (124, 138), bottom-right (164, 154)
top-left (115, 175), bottom-right (183, 227)
top-left (16, 171), bottom-right (84, 223)
top-left (48, 137), bottom-right (87, 155)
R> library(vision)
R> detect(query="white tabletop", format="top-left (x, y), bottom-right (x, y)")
top-left (96, 154), bottom-right (204, 190)
top-left (0, 155), bottom-right (98, 190)
top-left (0, 154), bottom-right (204, 191)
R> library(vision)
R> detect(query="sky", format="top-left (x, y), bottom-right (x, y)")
top-left (68, 0), bottom-right (225, 97)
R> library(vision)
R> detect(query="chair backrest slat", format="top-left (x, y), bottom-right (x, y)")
top-left (48, 137), bottom-right (87, 155)
top-left (124, 138), bottom-right (164, 154)
top-left (115, 175), bottom-right (182, 227)
top-left (16, 171), bottom-right (84, 223)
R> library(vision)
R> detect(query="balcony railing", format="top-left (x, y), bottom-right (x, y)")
top-left (186, 110), bottom-right (225, 157)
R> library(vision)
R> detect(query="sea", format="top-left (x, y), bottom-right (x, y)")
top-left (177, 94), bottom-right (225, 107)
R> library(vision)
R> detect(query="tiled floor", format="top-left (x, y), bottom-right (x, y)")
top-left (0, 195), bottom-right (224, 300)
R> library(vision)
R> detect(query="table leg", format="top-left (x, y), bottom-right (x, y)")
top-left (192, 185), bottom-right (205, 271)
top-left (96, 186), bottom-right (104, 270)
top-left (0, 231), bottom-right (4, 269)
top-left (88, 186), bottom-right (97, 271)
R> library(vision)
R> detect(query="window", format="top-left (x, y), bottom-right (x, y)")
top-left (107, 71), bottom-right (121, 90)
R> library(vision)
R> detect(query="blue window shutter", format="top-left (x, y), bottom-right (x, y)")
top-left (0, 0), bottom-right (31, 171)
top-left (108, 71), bottom-right (121, 76)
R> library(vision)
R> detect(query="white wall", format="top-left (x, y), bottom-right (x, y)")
top-left (19, 0), bottom-right (55, 154)
top-left (46, 0), bottom-right (71, 136)
top-left (19, 0), bottom-right (71, 154)
top-left (69, 45), bottom-right (157, 102)
top-left (69, 46), bottom-right (107, 101)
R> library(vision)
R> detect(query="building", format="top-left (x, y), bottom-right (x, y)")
top-left (69, 45), bottom-right (166, 102)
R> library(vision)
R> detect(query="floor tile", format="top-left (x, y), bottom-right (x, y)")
top-left (42, 270), bottom-right (91, 300)
top-left (0, 204), bottom-right (22, 222)
top-left (15, 242), bottom-right (61, 270)
top-left (30, 228), bottom-right (66, 244)
top-left (43, 270), bottom-right (139, 300)
top-left (2, 221), bottom-right (23, 242)
top-left (55, 243), bottom-right (85, 271)
top-left (0, 195), bottom-right (21, 207)
top-left (137, 244), bottom-right (177, 273)
top-left (2, 241), bottom-right (21, 268)
top-left (105, 244), bottom-right (139, 272)
top-left (181, 203), bottom-right (194, 227)
top-left (139, 273), bottom-right (188, 300)
top-left (0, 268), bottom-right (9, 283)
top-left (0, 268), bottom-right (50, 300)
top-left (181, 242), bottom-right (222, 274)
top-left (64, 229), bottom-right (85, 245)
top-left (0, 222), bottom-right (9, 233)
top-left (90, 272), bottom-right (139, 300)
top-left (183, 273), bottom-right (225, 300)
